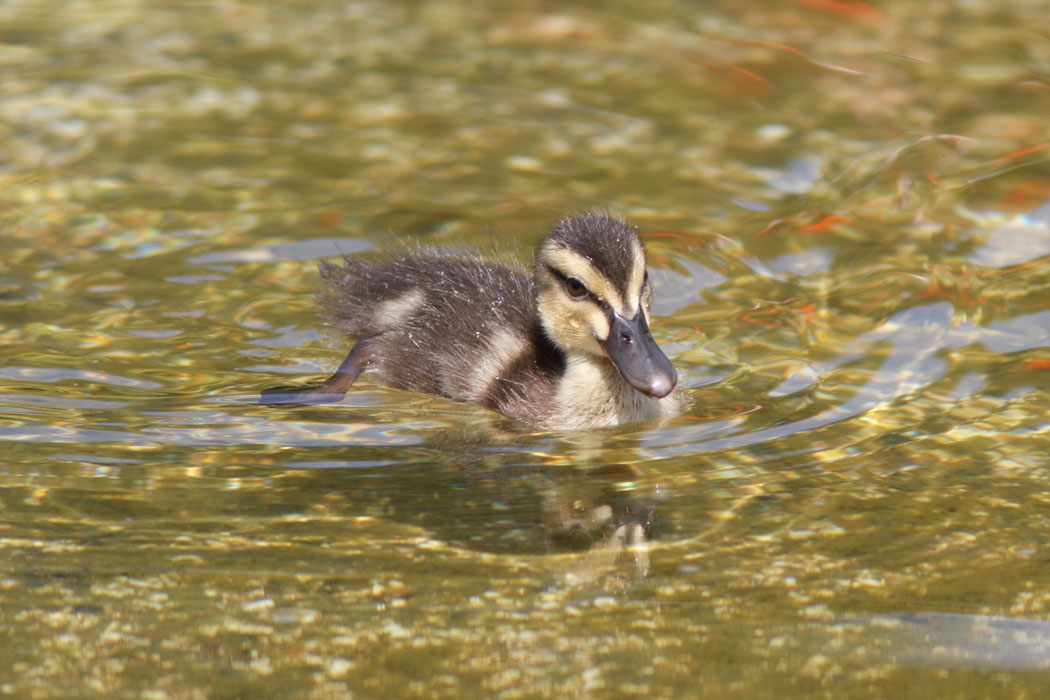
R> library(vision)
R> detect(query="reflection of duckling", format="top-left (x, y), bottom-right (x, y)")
top-left (266, 214), bottom-right (683, 429)
top-left (543, 484), bottom-right (666, 586)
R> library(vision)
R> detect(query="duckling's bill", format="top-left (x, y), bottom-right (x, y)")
top-left (600, 309), bottom-right (677, 399)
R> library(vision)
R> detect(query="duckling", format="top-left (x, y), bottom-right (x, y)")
top-left (263, 214), bottom-right (683, 430)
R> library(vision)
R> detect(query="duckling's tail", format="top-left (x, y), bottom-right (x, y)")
top-left (318, 258), bottom-right (376, 337)
top-left (317, 258), bottom-right (424, 340)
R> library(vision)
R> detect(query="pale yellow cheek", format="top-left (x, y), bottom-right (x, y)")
top-left (585, 308), bottom-right (610, 341)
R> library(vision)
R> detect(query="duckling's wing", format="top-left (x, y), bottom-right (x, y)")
top-left (319, 253), bottom-right (563, 413)
top-left (320, 253), bottom-right (528, 340)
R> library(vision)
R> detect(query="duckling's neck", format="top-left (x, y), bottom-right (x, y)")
top-left (554, 353), bottom-right (679, 429)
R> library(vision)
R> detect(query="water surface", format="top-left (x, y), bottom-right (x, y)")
top-left (2, 0), bottom-right (1050, 697)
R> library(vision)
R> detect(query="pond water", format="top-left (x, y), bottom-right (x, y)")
top-left (3, 0), bottom-right (1050, 697)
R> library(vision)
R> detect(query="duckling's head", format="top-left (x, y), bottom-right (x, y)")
top-left (534, 214), bottom-right (677, 399)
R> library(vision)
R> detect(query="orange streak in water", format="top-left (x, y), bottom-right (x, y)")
top-left (997, 179), bottom-right (1050, 210)
top-left (685, 55), bottom-right (772, 95)
top-left (801, 215), bottom-right (852, 233)
top-left (997, 143), bottom-right (1049, 164)
top-left (738, 39), bottom-right (867, 76)
top-left (748, 39), bottom-right (807, 58)
top-left (723, 62), bottom-right (772, 86)
top-left (798, 0), bottom-right (887, 20)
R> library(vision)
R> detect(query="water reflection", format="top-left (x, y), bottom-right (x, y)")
top-left (540, 465), bottom-right (667, 588)
top-left (283, 433), bottom-right (686, 590)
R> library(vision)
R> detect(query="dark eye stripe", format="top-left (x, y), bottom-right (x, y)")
top-left (545, 265), bottom-right (582, 293)
top-left (545, 264), bottom-right (571, 285)
top-left (545, 265), bottom-right (611, 311)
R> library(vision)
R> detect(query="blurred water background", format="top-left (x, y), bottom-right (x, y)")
top-left (2, 1), bottom-right (1050, 697)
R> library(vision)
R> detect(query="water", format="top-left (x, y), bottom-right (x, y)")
top-left (2, 0), bottom-right (1050, 697)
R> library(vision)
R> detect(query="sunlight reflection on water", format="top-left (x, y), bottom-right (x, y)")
top-left (3, 0), bottom-right (1050, 696)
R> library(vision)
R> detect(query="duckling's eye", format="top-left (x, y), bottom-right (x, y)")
top-left (565, 277), bottom-right (588, 298)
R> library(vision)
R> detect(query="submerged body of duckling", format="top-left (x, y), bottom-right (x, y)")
top-left (265, 214), bottom-right (684, 430)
